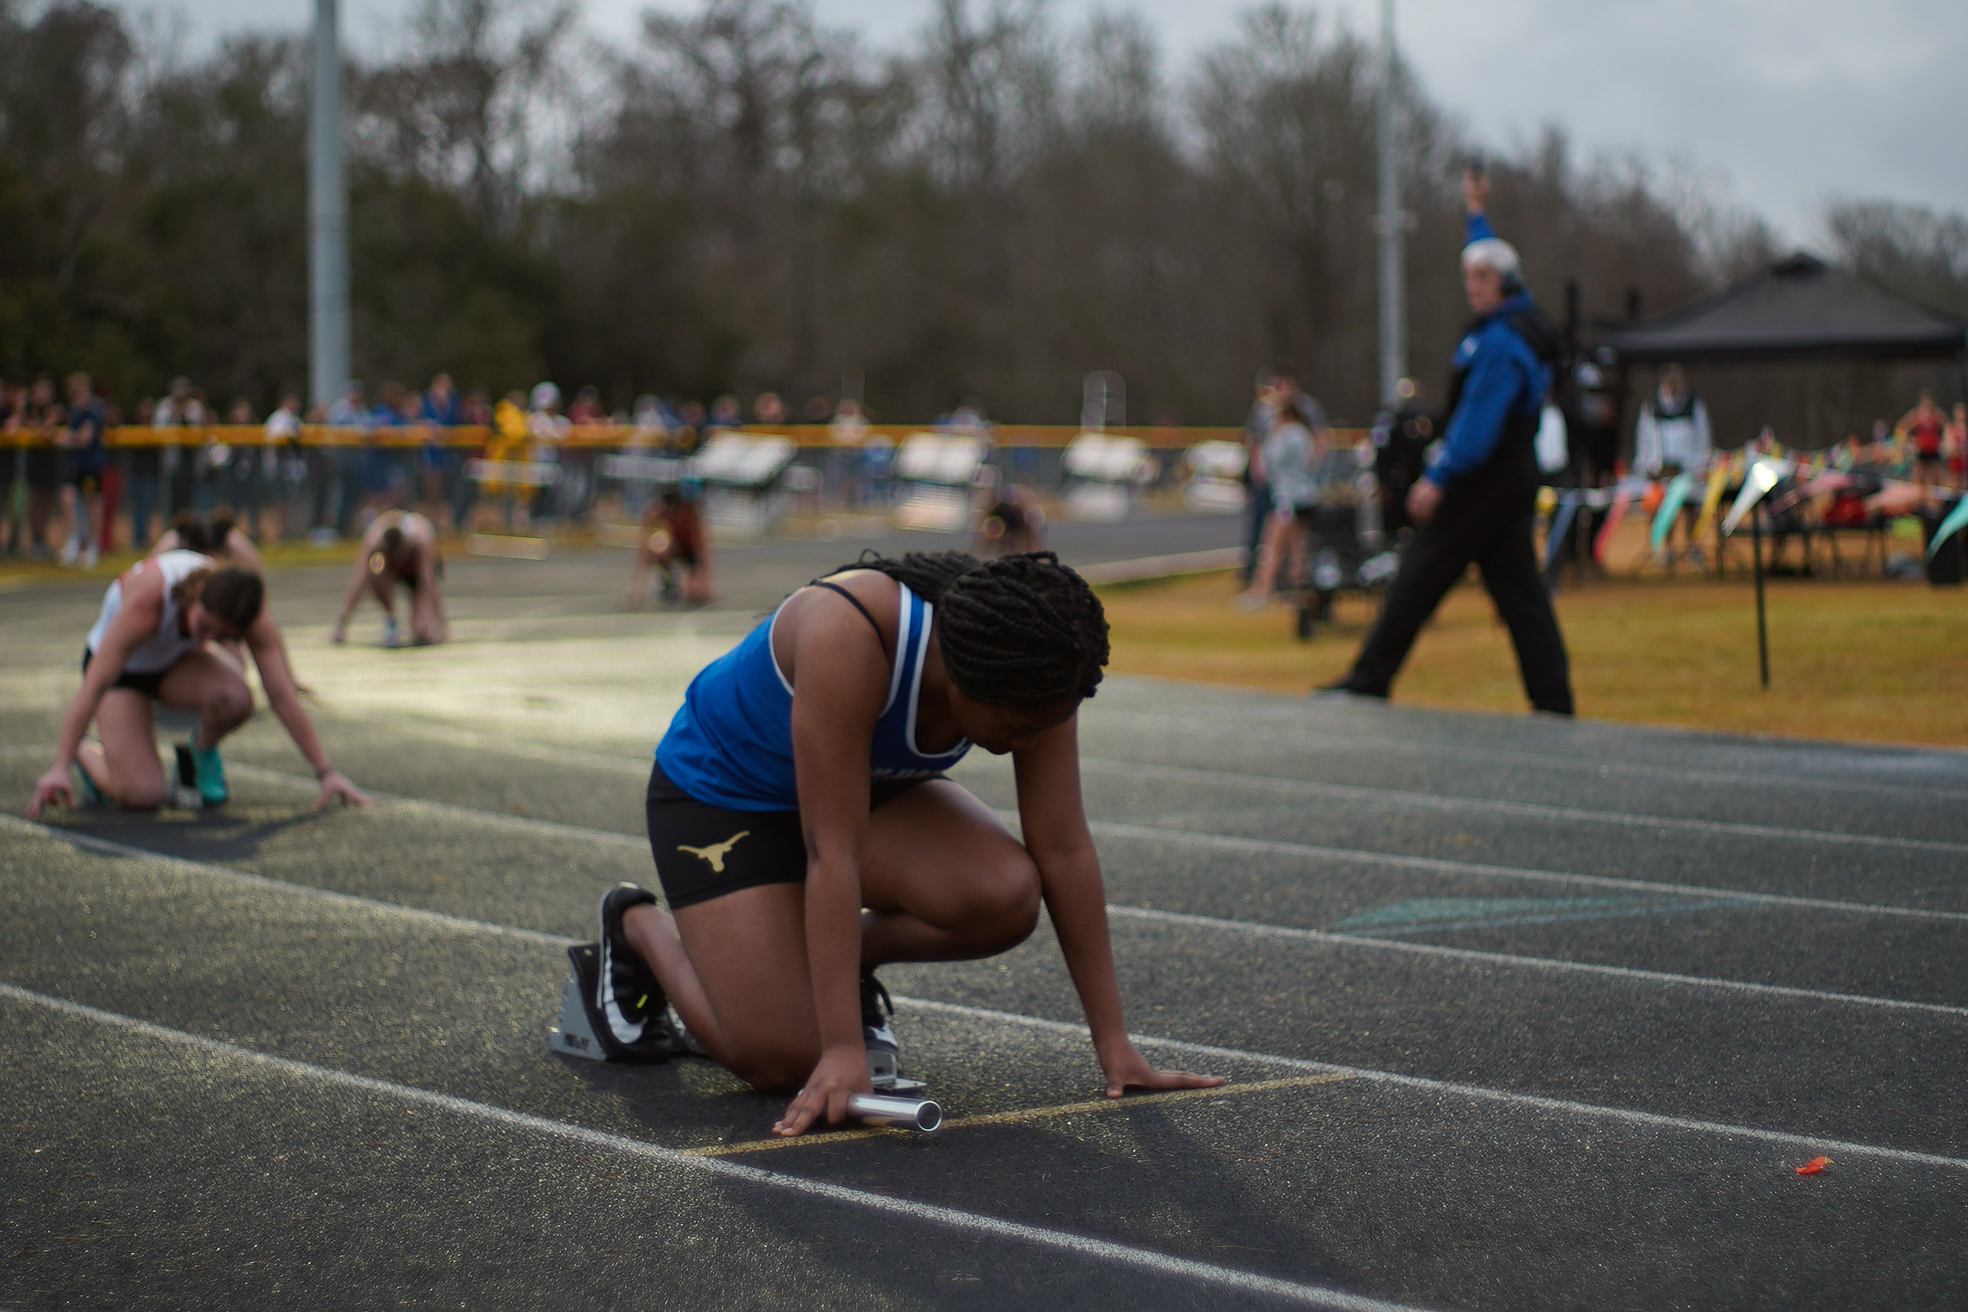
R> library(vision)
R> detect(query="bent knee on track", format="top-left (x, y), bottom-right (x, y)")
top-left (727, 1043), bottom-right (819, 1095)
top-left (964, 850), bottom-right (1043, 948)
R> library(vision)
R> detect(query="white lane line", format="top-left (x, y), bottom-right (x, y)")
top-left (1088, 821), bottom-right (1968, 926)
top-left (0, 813), bottom-right (569, 947)
top-left (1104, 906), bottom-right (1968, 1021)
top-left (246, 706), bottom-right (1968, 805)
top-left (0, 981), bottom-right (1435, 1312)
top-left (900, 998), bottom-right (1968, 1174)
top-left (290, 722), bottom-right (656, 777)
top-left (1082, 710), bottom-right (1968, 803)
top-left (226, 762), bottom-right (649, 851)
top-left (20, 738), bottom-right (1966, 860)
top-left (13, 820), bottom-right (1968, 1172)
top-left (225, 757), bottom-right (1968, 926)
top-left (1079, 759), bottom-right (1968, 856)
top-left (17, 811), bottom-right (1964, 1023)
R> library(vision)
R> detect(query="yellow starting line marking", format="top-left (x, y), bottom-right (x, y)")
top-left (685, 1073), bottom-right (1354, 1157)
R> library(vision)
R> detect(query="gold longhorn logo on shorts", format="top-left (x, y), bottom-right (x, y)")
top-left (677, 831), bottom-right (750, 873)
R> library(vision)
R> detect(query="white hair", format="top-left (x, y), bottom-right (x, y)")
top-left (1461, 237), bottom-right (1521, 278)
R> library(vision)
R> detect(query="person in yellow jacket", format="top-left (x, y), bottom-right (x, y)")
top-left (475, 391), bottom-right (531, 529)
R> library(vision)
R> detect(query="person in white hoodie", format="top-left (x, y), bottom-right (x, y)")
top-left (1633, 364), bottom-right (1712, 560)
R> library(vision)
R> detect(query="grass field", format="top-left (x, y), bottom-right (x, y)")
top-left (1096, 569), bottom-right (1968, 749)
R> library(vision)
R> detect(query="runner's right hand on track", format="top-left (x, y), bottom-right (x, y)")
top-left (28, 767), bottom-right (73, 818)
top-left (773, 1045), bottom-right (873, 1137)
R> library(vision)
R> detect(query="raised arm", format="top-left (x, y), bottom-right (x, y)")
top-left (1464, 165), bottom-right (1498, 244)
top-left (246, 610), bottom-right (369, 809)
top-left (1014, 719), bottom-right (1223, 1096)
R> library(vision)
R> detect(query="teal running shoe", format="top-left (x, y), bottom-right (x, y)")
top-left (72, 760), bottom-right (106, 807)
top-left (187, 739), bottom-right (228, 805)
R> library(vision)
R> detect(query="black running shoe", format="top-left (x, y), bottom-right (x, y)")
top-left (591, 884), bottom-right (677, 1061)
top-left (861, 971), bottom-right (902, 1087)
top-left (568, 941), bottom-right (682, 1063)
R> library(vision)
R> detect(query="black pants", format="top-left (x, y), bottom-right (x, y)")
top-left (1341, 484), bottom-right (1574, 714)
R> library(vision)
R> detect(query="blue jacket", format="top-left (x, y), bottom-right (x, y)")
top-left (1424, 214), bottom-right (1552, 489)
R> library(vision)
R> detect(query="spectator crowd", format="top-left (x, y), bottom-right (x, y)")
top-left (0, 372), bottom-right (928, 562)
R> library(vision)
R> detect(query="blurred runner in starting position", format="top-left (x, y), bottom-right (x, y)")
top-left (29, 550), bottom-right (370, 816)
top-left (331, 510), bottom-right (448, 646)
top-left (625, 487), bottom-right (715, 608)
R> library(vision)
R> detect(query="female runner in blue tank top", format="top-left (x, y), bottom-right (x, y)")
top-left (592, 551), bottom-right (1221, 1136)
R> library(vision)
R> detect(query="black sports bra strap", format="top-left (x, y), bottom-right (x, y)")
top-left (809, 579), bottom-right (890, 657)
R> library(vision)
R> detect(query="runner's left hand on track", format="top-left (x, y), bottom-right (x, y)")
top-left (1099, 1040), bottom-right (1226, 1099)
top-left (773, 1045), bottom-right (873, 1137)
top-left (27, 768), bottom-right (74, 818)
top-left (312, 770), bottom-right (372, 810)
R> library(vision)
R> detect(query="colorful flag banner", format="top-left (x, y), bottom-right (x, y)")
top-left (1593, 477), bottom-right (1652, 564)
top-left (1721, 458), bottom-right (1788, 535)
top-left (1928, 495), bottom-right (1968, 562)
top-left (1689, 463), bottom-right (1733, 546)
top-left (1650, 471), bottom-right (1699, 552)
top-left (1542, 492), bottom-right (1581, 573)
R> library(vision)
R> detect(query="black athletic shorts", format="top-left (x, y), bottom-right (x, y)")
top-left (645, 758), bottom-right (940, 910)
top-left (81, 647), bottom-right (168, 698)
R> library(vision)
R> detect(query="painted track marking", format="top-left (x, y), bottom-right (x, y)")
top-left (1083, 708), bottom-right (1968, 803)
top-left (10, 815), bottom-right (1968, 1168)
top-left (12, 810), bottom-right (1967, 1023)
top-left (1078, 758), bottom-right (1968, 856)
top-left (0, 982), bottom-right (1430, 1312)
top-left (689, 1074), bottom-right (1354, 1156)
top-left (217, 759), bottom-right (1968, 925)
top-left (20, 745), bottom-right (1968, 919)
top-left (898, 999), bottom-right (1968, 1173)
top-left (165, 707), bottom-right (1968, 804)
top-left (1087, 821), bottom-right (1968, 925)
top-left (1104, 905), bottom-right (1968, 1020)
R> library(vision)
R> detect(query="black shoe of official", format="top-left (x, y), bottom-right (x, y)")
top-left (587, 884), bottom-right (682, 1061)
top-left (861, 971), bottom-right (903, 1087)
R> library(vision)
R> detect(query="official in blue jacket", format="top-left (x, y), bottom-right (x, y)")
top-left (1325, 171), bottom-right (1574, 715)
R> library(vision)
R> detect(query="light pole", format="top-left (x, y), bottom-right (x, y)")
top-left (310, 0), bottom-right (349, 412)
top-left (1375, 0), bottom-right (1406, 406)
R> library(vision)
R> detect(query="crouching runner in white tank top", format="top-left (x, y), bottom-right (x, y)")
top-left (587, 550), bottom-right (1223, 1137)
top-left (28, 549), bottom-right (371, 816)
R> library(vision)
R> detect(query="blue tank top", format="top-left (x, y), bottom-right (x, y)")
top-left (656, 579), bottom-right (970, 810)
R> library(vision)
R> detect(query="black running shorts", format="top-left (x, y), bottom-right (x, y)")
top-left (645, 759), bottom-right (939, 910)
top-left (80, 647), bottom-right (167, 698)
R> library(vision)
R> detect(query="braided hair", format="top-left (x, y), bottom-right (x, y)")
top-left (831, 550), bottom-right (1108, 705)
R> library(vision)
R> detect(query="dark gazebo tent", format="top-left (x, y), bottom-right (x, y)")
top-left (1595, 253), bottom-right (1968, 592)
top-left (1598, 253), bottom-right (1968, 367)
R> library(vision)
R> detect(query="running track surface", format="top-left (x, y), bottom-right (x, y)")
top-left (3, 521), bottom-right (1966, 1311)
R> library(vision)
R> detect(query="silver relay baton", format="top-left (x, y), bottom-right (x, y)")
top-left (846, 1092), bottom-right (943, 1132)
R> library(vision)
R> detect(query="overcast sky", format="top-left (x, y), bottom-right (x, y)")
top-left (158, 0), bottom-right (1968, 245)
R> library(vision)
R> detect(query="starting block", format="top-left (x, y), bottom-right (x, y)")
top-left (548, 942), bottom-right (926, 1094)
top-left (547, 946), bottom-right (609, 1061)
